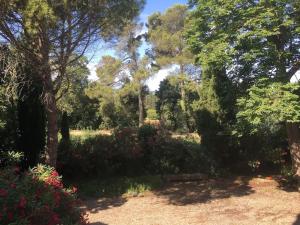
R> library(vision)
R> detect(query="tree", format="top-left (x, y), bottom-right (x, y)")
top-left (186, 0), bottom-right (300, 174)
top-left (156, 78), bottom-right (182, 130)
top-left (237, 79), bottom-right (300, 179)
top-left (117, 22), bottom-right (152, 127)
top-left (148, 4), bottom-right (197, 131)
top-left (86, 55), bottom-right (131, 128)
top-left (0, 0), bottom-right (145, 167)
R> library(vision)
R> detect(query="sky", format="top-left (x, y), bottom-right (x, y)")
top-left (87, 0), bottom-right (188, 91)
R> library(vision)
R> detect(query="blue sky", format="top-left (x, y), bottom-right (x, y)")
top-left (87, 0), bottom-right (188, 91)
top-left (142, 0), bottom-right (187, 19)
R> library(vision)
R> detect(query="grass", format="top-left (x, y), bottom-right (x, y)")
top-left (70, 129), bottom-right (112, 139)
top-left (66, 175), bottom-right (163, 199)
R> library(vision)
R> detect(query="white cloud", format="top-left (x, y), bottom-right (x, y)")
top-left (146, 65), bottom-right (179, 92)
top-left (290, 70), bottom-right (300, 83)
top-left (87, 63), bottom-right (98, 81)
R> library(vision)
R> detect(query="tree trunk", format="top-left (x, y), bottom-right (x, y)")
top-left (44, 68), bottom-right (59, 168)
top-left (286, 122), bottom-right (300, 184)
top-left (138, 85), bottom-right (144, 127)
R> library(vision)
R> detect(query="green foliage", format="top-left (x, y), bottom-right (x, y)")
top-left (156, 78), bottom-right (183, 130)
top-left (146, 109), bottom-right (158, 120)
top-left (148, 5), bottom-right (199, 131)
top-left (0, 151), bottom-right (23, 167)
top-left (58, 129), bottom-right (215, 178)
top-left (137, 124), bottom-right (158, 142)
top-left (237, 79), bottom-right (300, 134)
top-left (148, 4), bottom-right (193, 67)
top-left (186, 0), bottom-right (300, 83)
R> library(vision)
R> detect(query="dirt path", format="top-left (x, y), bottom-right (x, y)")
top-left (82, 177), bottom-right (300, 225)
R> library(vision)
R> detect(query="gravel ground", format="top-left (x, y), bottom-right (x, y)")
top-left (82, 177), bottom-right (300, 225)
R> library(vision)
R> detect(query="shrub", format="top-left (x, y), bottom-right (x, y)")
top-left (58, 128), bottom-right (215, 178)
top-left (0, 151), bottom-right (23, 167)
top-left (137, 124), bottom-right (157, 143)
top-left (0, 164), bottom-right (87, 225)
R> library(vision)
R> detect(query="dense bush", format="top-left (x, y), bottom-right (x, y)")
top-left (58, 126), bottom-right (215, 178)
top-left (0, 165), bottom-right (87, 225)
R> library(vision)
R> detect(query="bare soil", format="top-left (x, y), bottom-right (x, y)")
top-left (82, 176), bottom-right (300, 225)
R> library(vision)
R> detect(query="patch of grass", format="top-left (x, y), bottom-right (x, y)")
top-left (66, 175), bottom-right (163, 199)
top-left (70, 129), bottom-right (112, 139)
top-left (171, 132), bottom-right (201, 144)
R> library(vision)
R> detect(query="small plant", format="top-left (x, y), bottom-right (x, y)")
top-left (0, 151), bottom-right (23, 167)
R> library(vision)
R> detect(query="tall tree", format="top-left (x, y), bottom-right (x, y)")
top-left (148, 4), bottom-right (197, 131)
top-left (186, 0), bottom-right (300, 176)
top-left (0, 0), bottom-right (144, 167)
top-left (117, 22), bottom-right (151, 127)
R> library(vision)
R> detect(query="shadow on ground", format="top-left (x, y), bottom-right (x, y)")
top-left (293, 214), bottom-right (300, 225)
top-left (82, 197), bottom-right (127, 214)
top-left (274, 176), bottom-right (300, 193)
top-left (153, 176), bottom-right (255, 206)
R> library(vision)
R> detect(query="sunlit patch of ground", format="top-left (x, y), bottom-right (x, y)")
top-left (170, 132), bottom-right (201, 143)
top-left (82, 176), bottom-right (300, 225)
top-left (70, 129), bottom-right (112, 137)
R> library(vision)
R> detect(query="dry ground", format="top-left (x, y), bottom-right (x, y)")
top-left (82, 177), bottom-right (300, 225)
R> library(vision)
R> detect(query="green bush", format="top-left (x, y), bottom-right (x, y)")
top-left (58, 129), bottom-right (215, 178)
top-left (137, 124), bottom-right (157, 142)
top-left (146, 109), bottom-right (158, 120)
top-left (0, 164), bottom-right (87, 225)
top-left (0, 151), bottom-right (23, 167)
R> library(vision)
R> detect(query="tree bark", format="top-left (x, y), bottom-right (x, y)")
top-left (138, 85), bottom-right (144, 127)
top-left (286, 122), bottom-right (300, 184)
top-left (44, 68), bottom-right (59, 168)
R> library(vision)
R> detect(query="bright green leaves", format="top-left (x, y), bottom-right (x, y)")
top-left (148, 4), bottom-right (193, 67)
top-left (237, 78), bottom-right (300, 134)
top-left (23, 0), bottom-right (56, 34)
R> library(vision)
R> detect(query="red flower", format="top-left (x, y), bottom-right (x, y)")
top-left (10, 183), bottom-right (16, 189)
top-left (45, 177), bottom-right (63, 189)
top-left (0, 189), bottom-right (8, 197)
top-left (51, 170), bottom-right (59, 177)
top-left (18, 196), bottom-right (27, 208)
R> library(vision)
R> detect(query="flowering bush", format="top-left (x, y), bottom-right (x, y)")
top-left (0, 164), bottom-right (88, 225)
